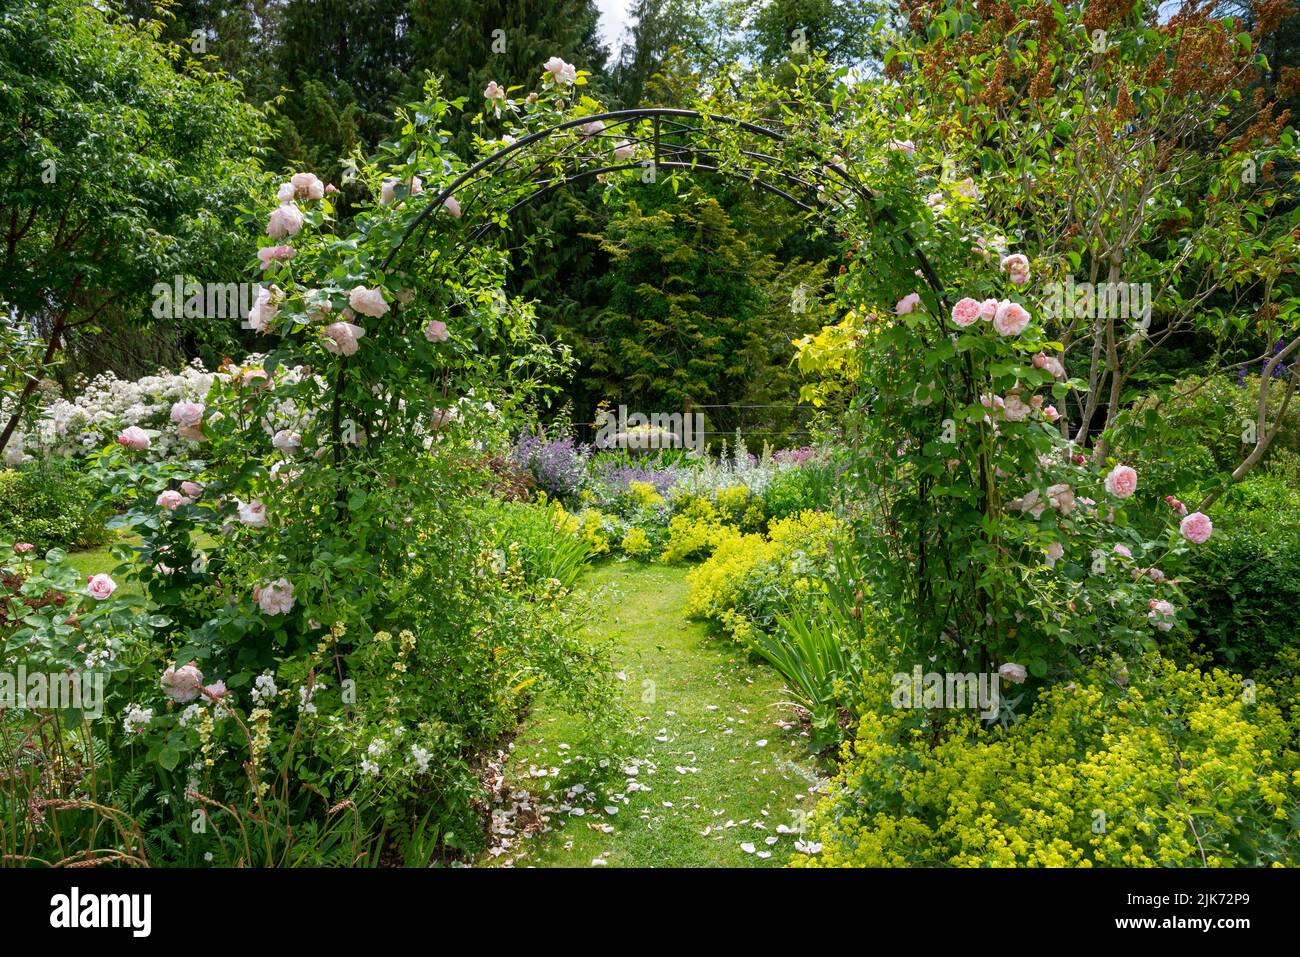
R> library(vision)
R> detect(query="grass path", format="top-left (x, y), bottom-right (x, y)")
top-left (482, 561), bottom-right (825, 868)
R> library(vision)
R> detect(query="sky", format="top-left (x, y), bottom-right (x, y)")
top-left (596, 0), bottom-right (636, 55)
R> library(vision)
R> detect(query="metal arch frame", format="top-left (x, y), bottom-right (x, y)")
top-left (378, 107), bottom-right (945, 300)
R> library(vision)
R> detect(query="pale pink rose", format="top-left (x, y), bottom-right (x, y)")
top-left (955, 177), bottom-right (979, 200)
top-left (266, 203), bottom-right (303, 239)
top-left (258, 245), bottom-right (296, 270)
top-left (580, 119), bottom-right (606, 136)
top-left (291, 171), bottom-right (325, 200)
top-left (1113, 544), bottom-right (1132, 558)
top-left (322, 321), bottom-right (366, 356)
top-left (87, 573), bottom-right (117, 600)
top-left (1000, 253), bottom-right (1030, 285)
top-left (178, 423), bottom-right (205, 442)
top-left (979, 298), bottom-right (999, 320)
top-left (202, 680), bottom-right (229, 702)
top-left (998, 662), bottom-right (1028, 684)
top-left (1180, 511), bottom-right (1212, 544)
top-left (612, 140), bottom-right (634, 161)
top-left (1012, 487), bottom-right (1046, 519)
top-left (169, 401), bottom-right (204, 429)
top-left (424, 319), bottom-right (449, 343)
top-left (237, 500), bottom-right (268, 528)
top-left (1147, 599), bottom-right (1176, 631)
top-left (442, 196), bottom-right (462, 218)
top-left (181, 481), bottom-right (203, 498)
top-left (1042, 405), bottom-right (1060, 422)
top-left (993, 300), bottom-right (1031, 336)
top-left (276, 181), bottom-right (295, 204)
top-left (161, 661), bottom-right (204, 703)
top-left (1032, 352), bottom-right (1066, 379)
top-left (484, 80), bottom-right (506, 101)
top-left (1103, 464), bottom-right (1138, 499)
top-left (254, 578), bottom-right (295, 616)
top-left (272, 430), bottom-right (301, 452)
top-left (888, 139), bottom-right (916, 156)
top-left (380, 176), bottom-right (423, 204)
top-left (156, 490), bottom-right (188, 510)
top-left (325, 183), bottom-right (339, 194)
top-left (13, 542), bottom-right (35, 554)
top-left (117, 426), bottom-right (150, 451)
top-left (247, 286), bottom-right (278, 333)
top-left (1003, 394), bottom-right (1031, 422)
top-left (895, 292), bottom-right (921, 315)
top-left (348, 285), bottom-right (389, 318)
top-left (1046, 482), bottom-right (1076, 515)
top-left (951, 297), bottom-right (981, 327)
top-left (544, 56), bottom-right (577, 85)
top-left (1045, 542), bottom-right (1064, 567)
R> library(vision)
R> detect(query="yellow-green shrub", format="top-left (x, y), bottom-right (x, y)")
top-left (661, 514), bottom-right (732, 563)
top-left (620, 526), bottom-right (653, 558)
top-left (685, 531), bottom-right (780, 622)
top-left (794, 656), bottom-right (1299, 868)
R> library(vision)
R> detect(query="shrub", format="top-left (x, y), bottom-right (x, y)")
top-left (795, 656), bottom-right (1299, 868)
top-left (485, 499), bottom-right (592, 590)
top-left (0, 459), bottom-right (108, 550)
top-left (661, 513), bottom-right (732, 563)
top-left (619, 527), bottom-right (653, 558)
top-left (761, 457), bottom-right (837, 520)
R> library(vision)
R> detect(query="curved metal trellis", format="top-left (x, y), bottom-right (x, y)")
top-left (378, 107), bottom-right (945, 300)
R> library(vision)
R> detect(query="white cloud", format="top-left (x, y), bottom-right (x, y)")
top-left (595, 0), bottom-right (637, 55)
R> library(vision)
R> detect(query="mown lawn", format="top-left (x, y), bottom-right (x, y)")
top-left (484, 561), bottom-right (826, 868)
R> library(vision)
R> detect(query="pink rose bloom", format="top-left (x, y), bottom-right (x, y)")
top-left (156, 490), bottom-right (188, 510)
top-left (1011, 488), bottom-right (1046, 519)
top-left (888, 139), bottom-right (916, 156)
top-left (979, 298), bottom-right (999, 320)
top-left (161, 662), bottom-right (204, 704)
top-left (1032, 352), bottom-right (1066, 379)
top-left (1180, 511), bottom-right (1212, 544)
top-left (169, 401), bottom-right (204, 429)
top-left (1045, 541), bottom-right (1064, 567)
top-left (1003, 394), bottom-right (1031, 422)
top-left (257, 245), bottom-right (296, 270)
top-left (951, 297), bottom-right (982, 327)
top-left (247, 286), bottom-right (278, 333)
top-left (202, 680), bottom-right (229, 702)
top-left (1147, 600), bottom-right (1176, 632)
top-left (1046, 482), bottom-right (1076, 515)
top-left (178, 423), bottom-right (205, 442)
top-left (484, 80), bottom-right (506, 101)
top-left (895, 292), bottom-right (921, 315)
top-left (272, 430), bottom-right (301, 452)
top-left (1113, 544), bottom-right (1132, 558)
top-left (1042, 404), bottom-right (1060, 422)
top-left (955, 177), bottom-right (979, 200)
top-left (277, 181), bottom-right (295, 204)
top-left (14, 542), bottom-right (35, 554)
top-left (87, 573), bottom-right (117, 600)
top-left (1103, 464), bottom-right (1138, 499)
top-left (992, 300), bottom-right (1031, 336)
top-left (254, 578), bottom-right (295, 616)
top-left (291, 171), bottom-right (325, 200)
top-left (580, 120), bottom-right (606, 136)
top-left (612, 140), bottom-right (635, 161)
top-left (1000, 253), bottom-right (1030, 285)
top-left (998, 662), bottom-right (1028, 684)
top-left (348, 285), bottom-right (389, 318)
top-left (117, 426), bottom-right (150, 451)
top-left (266, 203), bottom-right (303, 239)
top-left (326, 183), bottom-right (339, 194)
top-left (442, 196), bottom-right (462, 218)
top-left (544, 56), bottom-right (577, 84)
top-left (237, 500), bottom-right (268, 528)
top-left (181, 481), bottom-right (203, 498)
top-left (322, 321), bottom-right (366, 356)
top-left (380, 176), bottom-right (423, 204)
top-left (424, 319), bottom-right (449, 343)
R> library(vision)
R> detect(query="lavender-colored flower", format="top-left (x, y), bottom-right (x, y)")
top-left (511, 431), bottom-right (591, 500)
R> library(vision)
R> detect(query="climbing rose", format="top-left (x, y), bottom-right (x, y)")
top-left (992, 300), bottom-right (1030, 336)
top-left (254, 578), bottom-right (295, 616)
top-left (1032, 352), bottom-right (1066, 379)
top-left (266, 203), bottom-right (303, 239)
top-left (544, 56), bottom-right (577, 84)
top-left (998, 662), bottom-right (1028, 684)
top-left (247, 286), bottom-right (278, 333)
top-left (1042, 405), bottom-right (1060, 422)
top-left (895, 292), bottom-right (921, 315)
top-left (443, 196), bottom-right (462, 218)
top-left (1103, 464), bottom-right (1138, 499)
top-left (170, 401), bottom-right (204, 429)
top-left (161, 662), bottom-right (204, 704)
top-left (322, 321), bottom-right (366, 356)
top-left (1180, 511), bottom-right (1213, 544)
top-left (1003, 394), bottom-right (1031, 422)
top-left (580, 119), bottom-right (606, 136)
top-left (612, 140), bottom-right (634, 161)
top-left (424, 319), bottom-right (449, 343)
top-left (979, 298), bottom-right (999, 320)
top-left (951, 297), bottom-right (981, 327)
top-left (276, 181), bottom-right (295, 204)
top-left (181, 481), bottom-right (203, 498)
top-left (380, 176), bottom-right (423, 204)
top-left (291, 171), bottom-right (325, 200)
top-left (348, 286), bottom-right (389, 318)
top-left (483, 80), bottom-right (505, 101)
top-left (257, 245), bottom-right (295, 270)
top-left (117, 426), bottom-right (150, 451)
top-left (1000, 253), bottom-right (1031, 285)
top-left (156, 490), bottom-right (187, 510)
top-left (1113, 544), bottom-right (1132, 558)
top-left (1148, 600), bottom-right (1177, 631)
top-left (272, 430), bottom-right (301, 452)
top-left (87, 573), bottom-right (117, 600)
top-left (1045, 542), bottom-right (1064, 567)
top-left (1046, 482), bottom-right (1076, 515)
top-left (203, 680), bottom-right (229, 702)
top-left (237, 500), bottom-right (268, 528)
